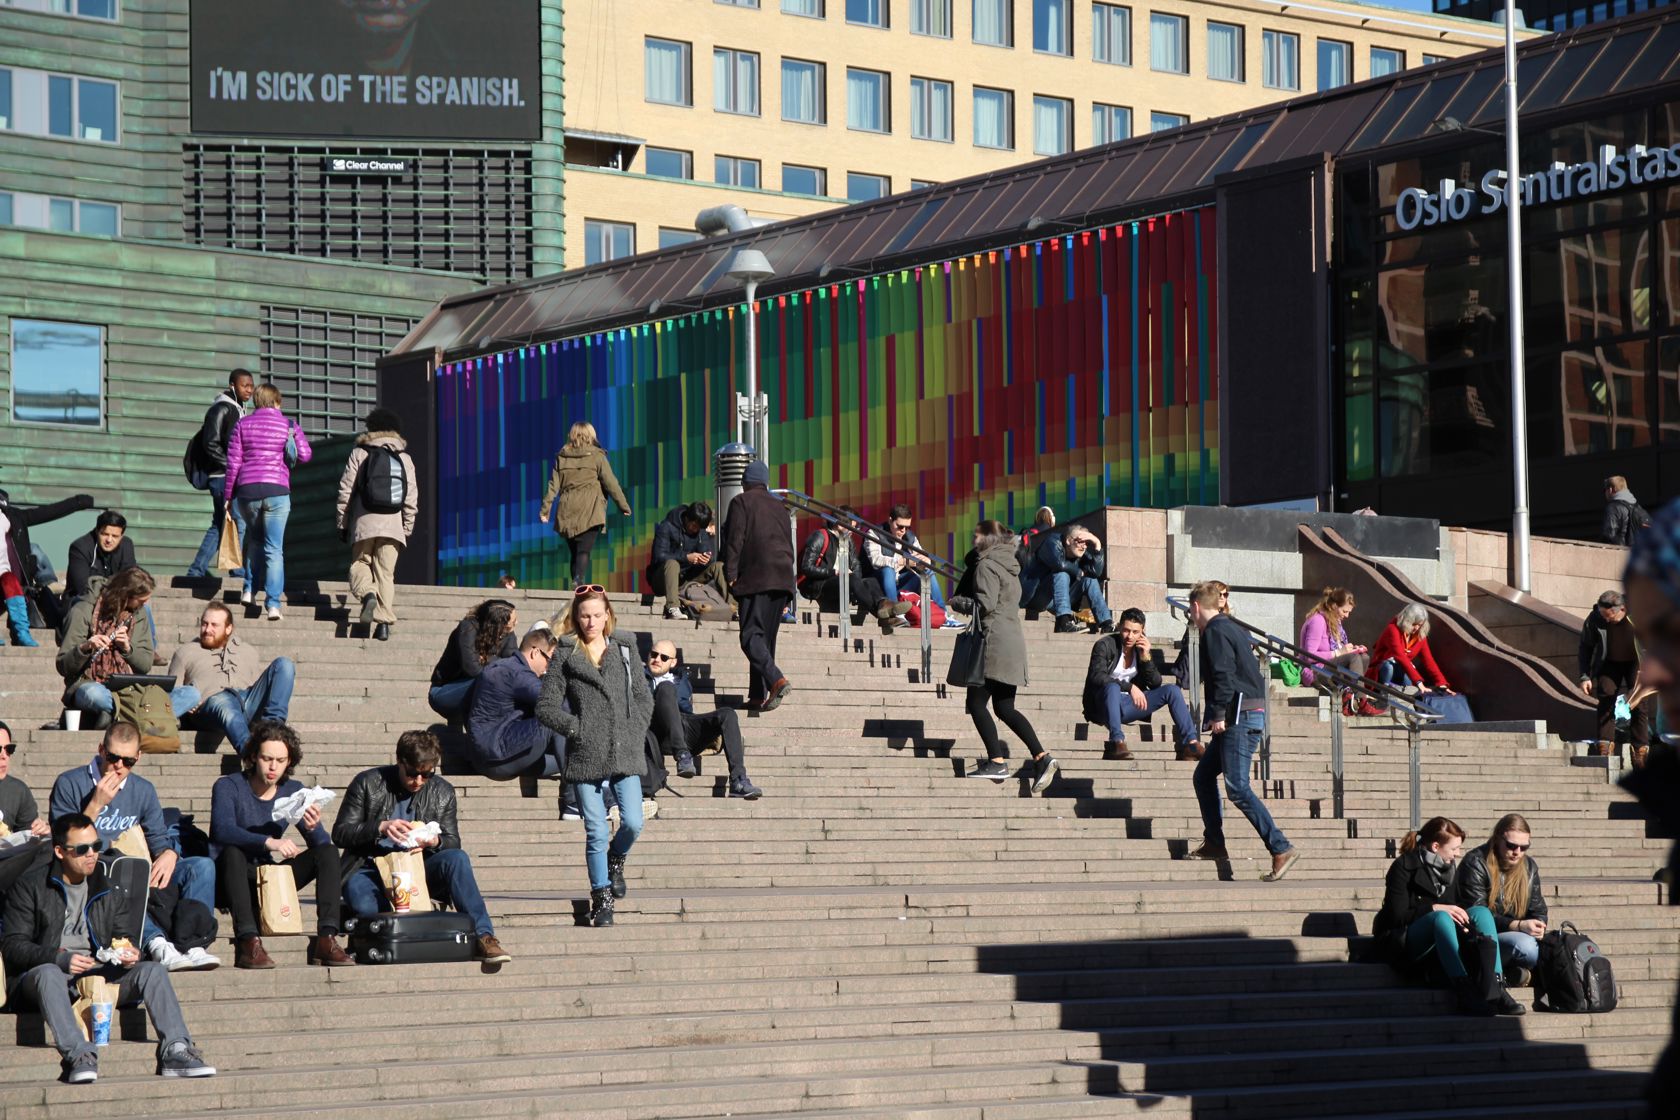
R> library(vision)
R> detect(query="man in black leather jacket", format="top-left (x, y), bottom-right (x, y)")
top-left (331, 730), bottom-right (510, 963)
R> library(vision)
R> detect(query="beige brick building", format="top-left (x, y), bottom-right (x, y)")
top-left (561, 0), bottom-right (1529, 269)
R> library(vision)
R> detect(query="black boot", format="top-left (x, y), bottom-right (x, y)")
top-left (589, 886), bottom-right (615, 927)
top-left (1491, 978), bottom-right (1527, 1016)
top-left (1452, 976), bottom-right (1497, 1017)
top-left (607, 852), bottom-right (628, 899)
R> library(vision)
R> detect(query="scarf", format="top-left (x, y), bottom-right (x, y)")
top-left (86, 598), bottom-right (135, 684)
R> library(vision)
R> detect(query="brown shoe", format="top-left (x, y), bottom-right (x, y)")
top-left (1187, 841), bottom-right (1230, 861)
top-left (761, 678), bottom-right (793, 712)
top-left (1262, 848), bottom-right (1302, 882)
top-left (1633, 745), bottom-right (1650, 769)
top-left (1176, 742), bottom-right (1205, 762)
top-left (307, 934), bottom-right (356, 967)
top-left (1103, 741), bottom-right (1133, 761)
top-left (234, 935), bottom-right (276, 970)
top-left (476, 935), bottom-right (512, 963)
top-left (1593, 740), bottom-right (1615, 757)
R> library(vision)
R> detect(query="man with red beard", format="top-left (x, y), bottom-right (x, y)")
top-left (166, 603), bottom-right (295, 751)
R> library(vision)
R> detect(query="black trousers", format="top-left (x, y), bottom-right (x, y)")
top-left (965, 680), bottom-right (1045, 761)
top-left (218, 843), bottom-right (342, 939)
top-left (802, 573), bottom-right (887, 615)
top-left (1595, 659), bottom-right (1650, 745)
top-left (737, 590), bottom-right (790, 705)
top-left (565, 527), bottom-right (601, 586)
top-left (652, 684), bottom-right (747, 777)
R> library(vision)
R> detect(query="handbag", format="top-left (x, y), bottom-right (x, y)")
top-left (283, 425), bottom-right (300, 467)
top-left (215, 510), bottom-right (242, 571)
top-left (946, 622), bottom-right (988, 689)
top-left (257, 863), bottom-right (304, 936)
top-left (113, 685), bottom-right (181, 754)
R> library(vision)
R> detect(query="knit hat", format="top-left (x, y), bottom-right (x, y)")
top-left (366, 408), bottom-right (402, 435)
top-left (742, 460), bottom-right (770, 488)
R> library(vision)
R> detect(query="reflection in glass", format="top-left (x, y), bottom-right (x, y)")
top-left (1522, 225), bottom-right (1651, 353)
top-left (10, 319), bottom-right (103, 427)
top-left (1376, 253), bottom-right (1507, 367)
top-left (1659, 336), bottom-right (1680, 446)
top-left (1528, 341), bottom-right (1651, 457)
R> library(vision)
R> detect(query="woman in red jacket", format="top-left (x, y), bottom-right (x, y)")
top-left (1367, 601), bottom-right (1455, 695)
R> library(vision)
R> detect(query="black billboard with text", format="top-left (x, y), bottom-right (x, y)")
top-left (191, 0), bottom-right (542, 140)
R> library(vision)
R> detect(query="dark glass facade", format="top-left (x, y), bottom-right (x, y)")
top-left (1434, 0), bottom-right (1670, 33)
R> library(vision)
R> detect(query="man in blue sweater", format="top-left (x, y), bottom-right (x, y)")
top-left (48, 724), bottom-right (220, 970)
top-left (465, 629), bottom-right (566, 782)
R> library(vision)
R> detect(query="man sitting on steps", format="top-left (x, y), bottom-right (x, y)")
top-left (645, 639), bottom-right (761, 799)
top-left (465, 628), bottom-right (569, 788)
top-left (648, 500), bottom-right (732, 622)
top-left (1082, 608), bottom-right (1202, 762)
top-left (166, 601), bottom-right (295, 751)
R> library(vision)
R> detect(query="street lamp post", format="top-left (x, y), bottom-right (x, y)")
top-left (1503, 0), bottom-right (1531, 592)
top-left (727, 249), bottom-right (776, 459)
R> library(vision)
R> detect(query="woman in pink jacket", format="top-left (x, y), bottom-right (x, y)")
top-left (223, 384), bottom-right (312, 619)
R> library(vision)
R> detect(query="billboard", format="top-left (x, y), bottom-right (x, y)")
top-left (190, 1), bottom-right (542, 140)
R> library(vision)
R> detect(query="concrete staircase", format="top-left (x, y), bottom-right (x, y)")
top-left (0, 579), bottom-right (1669, 1118)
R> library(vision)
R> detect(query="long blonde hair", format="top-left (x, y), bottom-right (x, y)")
top-left (555, 588), bottom-right (616, 640)
top-left (566, 421), bottom-right (600, 451)
top-left (1483, 812), bottom-right (1532, 918)
top-left (1312, 587), bottom-right (1355, 640)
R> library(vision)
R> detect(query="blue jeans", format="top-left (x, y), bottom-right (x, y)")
top-left (878, 566), bottom-right (945, 609)
top-left (1375, 659), bottom-right (1403, 687)
top-left (1048, 570), bottom-right (1110, 622)
top-left (193, 657), bottom-right (295, 749)
top-left (1193, 709), bottom-right (1291, 855)
top-left (1103, 681), bottom-right (1197, 747)
top-left (141, 855), bottom-right (216, 947)
top-left (1499, 930), bottom-right (1540, 971)
top-left (428, 678), bottom-right (476, 723)
top-left (1405, 905), bottom-right (1503, 979)
top-left (343, 848), bottom-right (495, 938)
top-left (234, 494), bottom-right (291, 603)
top-left (575, 774), bottom-right (643, 891)
top-left (71, 681), bottom-right (198, 720)
top-left (185, 475), bottom-right (227, 578)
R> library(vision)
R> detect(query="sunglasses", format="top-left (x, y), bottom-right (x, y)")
top-left (1500, 839), bottom-right (1530, 853)
top-left (401, 764), bottom-right (435, 782)
top-left (0, 743), bottom-right (15, 756)
top-left (892, 522), bottom-right (911, 531)
top-left (534, 648), bottom-right (553, 663)
top-left (649, 652), bottom-right (675, 663)
top-left (103, 751), bottom-right (139, 770)
top-left (63, 841), bottom-right (104, 856)
top-left (573, 584), bottom-right (605, 596)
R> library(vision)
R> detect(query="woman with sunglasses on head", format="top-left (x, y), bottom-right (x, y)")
top-left (1455, 812), bottom-right (1546, 984)
top-left (535, 586), bottom-right (654, 927)
top-left (209, 720), bottom-right (352, 969)
top-left (1373, 815), bottom-right (1525, 1017)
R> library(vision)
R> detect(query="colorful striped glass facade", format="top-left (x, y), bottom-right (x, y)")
top-left (436, 206), bottom-right (1220, 590)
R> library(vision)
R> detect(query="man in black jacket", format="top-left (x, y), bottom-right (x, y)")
top-left (2, 813), bottom-right (214, 1084)
top-left (646, 639), bottom-right (762, 798)
top-left (722, 460), bottom-right (795, 711)
top-left (647, 500), bottom-right (731, 621)
top-left (797, 507), bottom-right (906, 633)
top-left (1601, 475), bottom-right (1652, 547)
top-left (1578, 589), bottom-right (1651, 762)
top-left (63, 510), bottom-right (137, 606)
top-left (1082, 609), bottom-right (1200, 761)
top-left (1185, 581), bottom-right (1299, 880)
top-left (185, 369), bottom-right (253, 578)
top-left (331, 730), bottom-right (510, 962)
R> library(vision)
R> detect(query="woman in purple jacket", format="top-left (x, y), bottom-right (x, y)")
top-left (223, 385), bottom-right (311, 620)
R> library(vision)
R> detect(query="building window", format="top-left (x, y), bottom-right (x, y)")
top-left (0, 190), bottom-right (120, 236)
top-left (1033, 95), bottom-right (1071, 155)
top-left (1, 0), bottom-right (118, 19)
top-left (846, 0), bottom-right (887, 26)
top-left (1422, 53), bottom-right (1447, 65)
top-left (1093, 4), bottom-right (1131, 66)
top-left (78, 200), bottom-right (117, 236)
top-left (782, 0), bottom-right (823, 14)
top-left (645, 38), bottom-right (692, 105)
top-left (1370, 47), bottom-right (1403, 77)
top-left (846, 67), bottom-right (889, 132)
top-left (262, 306), bottom-right (414, 436)
top-left (973, 86), bottom-right (1014, 148)
top-left (1150, 110), bottom-right (1187, 132)
top-left (782, 58), bottom-right (826, 124)
top-left (645, 146), bottom-right (693, 179)
top-left (1318, 39), bottom-right (1351, 90)
top-left (583, 220), bottom-right (635, 265)
top-left (0, 192), bottom-right (10, 225)
top-left (18, 71), bottom-right (119, 142)
top-left (0, 69), bottom-right (10, 131)
top-left (912, 0), bottom-right (953, 36)
top-left (1263, 30), bottom-right (1299, 90)
top-left (659, 228), bottom-right (701, 248)
top-left (1207, 22), bottom-right (1244, 82)
top-left (714, 48), bottom-right (761, 115)
top-left (716, 0), bottom-right (759, 6)
top-left (1149, 13), bottom-right (1187, 74)
top-left (10, 318), bottom-right (103, 429)
top-left (783, 163), bottom-right (827, 195)
top-left (846, 171), bottom-right (889, 201)
top-left (1034, 0), bottom-right (1071, 55)
top-left (911, 179), bottom-right (937, 189)
top-left (716, 154), bottom-right (762, 187)
top-left (1091, 102), bottom-right (1131, 144)
top-left (911, 77), bottom-right (953, 142)
top-left (973, 0), bottom-right (1012, 46)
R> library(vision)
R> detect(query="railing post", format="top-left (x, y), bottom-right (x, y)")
top-left (1329, 692), bottom-right (1345, 820)
top-left (1186, 625), bottom-right (1202, 731)
top-left (920, 576), bottom-right (933, 684)
top-left (1258, 689), bottom-right (1272, 782)
top-left (1408, 717), bottom-right (1422, 833)
top-left (836, 533), bottom-right (851, 646)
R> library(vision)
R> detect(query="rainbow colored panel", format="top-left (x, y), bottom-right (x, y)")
top-left (435, 208), bottom-right (1220, 590)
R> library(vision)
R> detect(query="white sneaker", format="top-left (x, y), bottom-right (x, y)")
top-left (148, 937), bottom-right (192, 972)
top-left (239, 591), bottom-right (253, 606)
top-left (643, 798), bottom-right (659, 820)
top-left (266, 604), bottom-right (282, 621)
top-left (182, 946), bottom-right (221, 970)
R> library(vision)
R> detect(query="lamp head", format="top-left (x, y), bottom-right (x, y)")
top-left (727, 249), bottom-right (776, 285)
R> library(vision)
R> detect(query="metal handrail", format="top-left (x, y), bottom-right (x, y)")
top-left (773, 489), bottom-right (962, 683)
top-left (1166, 596), bottom-right (1442, 828)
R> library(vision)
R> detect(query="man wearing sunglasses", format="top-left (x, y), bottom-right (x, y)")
top-left (2, 812), bottom-right (215, 1083)
top-left (332, 730), bottom-right (511, 963)
top-left (0, 718), bottom-right (53, 906)
top-left (645, 641), bottom-right (762, 799)
top-left (465, 629), bottom-right (568, 787)
top-left (863, 503), bottom-right (954, 622)
top-left (48, 724), bottom-right (221, 971)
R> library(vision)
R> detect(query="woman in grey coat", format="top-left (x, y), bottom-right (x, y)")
top-left (948, 520), bottom-right (1058, 793)
top-left (535, 587), bottom-right (653, 926)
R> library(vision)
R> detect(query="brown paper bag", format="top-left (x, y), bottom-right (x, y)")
top-left (257, 863), bottom-right (304, 936)
top-left (373, 849), bottom-right (432, 913)
top-left (215, 511), bottom-right (242, 572)
top-left (109, 825), bottom-right (150, 862)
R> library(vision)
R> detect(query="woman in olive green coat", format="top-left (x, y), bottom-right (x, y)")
top-left (538, 421), bottom-right (632, 585)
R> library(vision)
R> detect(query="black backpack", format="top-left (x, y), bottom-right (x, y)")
top-left (1533, 921), bottom-right (1618, 1013)
top-left (182, 430), bottom-right (210, 490)
top-left (357, 445), bottom-right (408, 515)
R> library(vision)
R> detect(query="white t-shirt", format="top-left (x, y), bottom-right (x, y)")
top-left (1110, 650), bottom-right (1138, 686)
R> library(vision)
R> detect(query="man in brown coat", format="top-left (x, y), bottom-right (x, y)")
top-left (336, 409), bottom-right (419, 642)
top-left (722, 460), bottom-right (795, 711)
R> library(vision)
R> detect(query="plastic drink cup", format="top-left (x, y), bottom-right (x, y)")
top-left (64, 710), bottom-right (82, 731)
top-left (91, 1003), bottom-right (113, 1046)
top-left (391, 870), bottom-right (412, 913)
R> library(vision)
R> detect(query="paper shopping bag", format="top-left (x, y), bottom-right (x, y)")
top-left (257, 863), bottom-right (304, 936)
top-left (109, 825), bottom-right (150, 862)
top-left (373, 849), bottom-right (432, 913)
top-left (216, 511), bottom-right (242, 572)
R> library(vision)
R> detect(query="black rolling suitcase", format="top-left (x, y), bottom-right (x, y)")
top-left (345, 911), bottom-right (476, 964)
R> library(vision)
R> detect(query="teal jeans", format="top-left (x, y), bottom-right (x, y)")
top-left (1405, 904), bottom-right (1502, 979)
